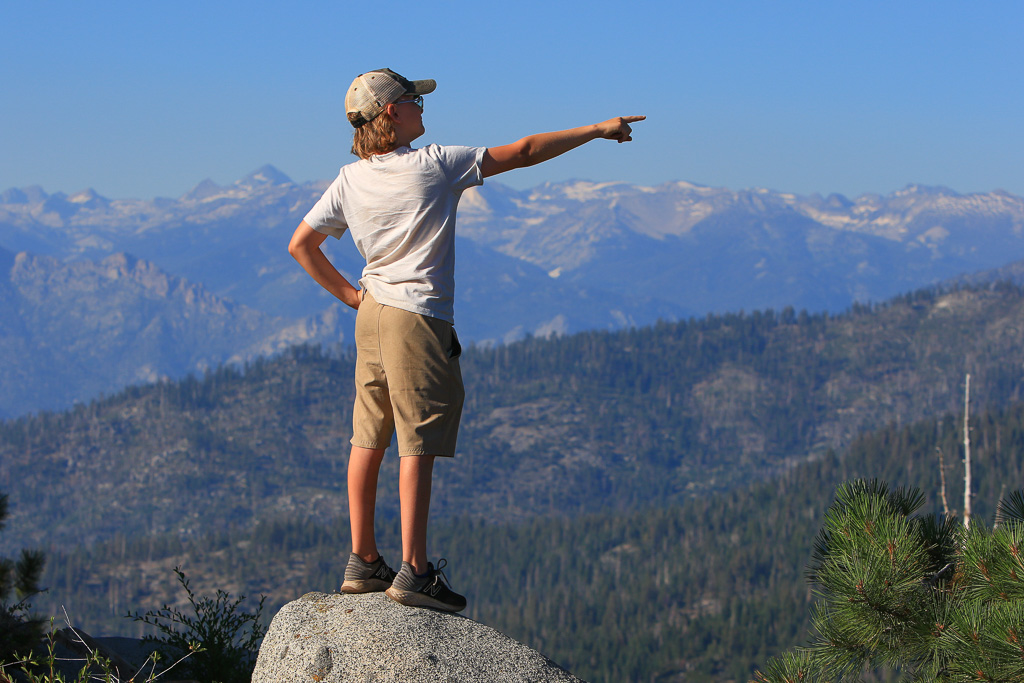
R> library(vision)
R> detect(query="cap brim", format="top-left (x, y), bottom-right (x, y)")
top-left (408, 79), bottom-right (436, 95)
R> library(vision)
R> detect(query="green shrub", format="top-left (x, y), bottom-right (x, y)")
top-left (128, 566), bottom-right (266, 683)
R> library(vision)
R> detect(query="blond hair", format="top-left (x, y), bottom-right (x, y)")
top-left (351, 112), bottom-right (398, 160)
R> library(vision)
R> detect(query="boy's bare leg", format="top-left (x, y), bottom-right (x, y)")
top-left (386, 453), bottom-right (465, 611)
top-left (399, 454), bottom-right (435, 574)
top-left (348, 446), bottom-right (386, 562)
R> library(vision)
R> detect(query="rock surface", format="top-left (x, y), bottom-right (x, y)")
top-left (252, 591), bottom-right (585, 682)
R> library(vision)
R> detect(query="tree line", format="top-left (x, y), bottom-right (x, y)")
top-left (30, 394), bottom-right (1024, 681)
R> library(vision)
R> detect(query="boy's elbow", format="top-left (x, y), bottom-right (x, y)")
top-left (289, 221), bottom-right (316, 260)
top-left (288, 233), bottom-right (310, 262)
top-left (516, 140), bottom-right (540, 167)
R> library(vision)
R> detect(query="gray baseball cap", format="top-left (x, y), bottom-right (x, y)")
top-left (345, 68), bottom-right (436, 128)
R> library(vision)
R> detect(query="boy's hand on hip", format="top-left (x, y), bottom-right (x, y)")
top-left (341, 288), bottom-right (362, 310)
top-left (597, 115), bottom-right (646, 143)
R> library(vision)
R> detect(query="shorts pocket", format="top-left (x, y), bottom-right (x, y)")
top-left (449, 328), bottom-right (462, 359)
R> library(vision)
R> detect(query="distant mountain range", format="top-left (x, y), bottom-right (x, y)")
top-left (2, 166), bottom-right (1024, 417)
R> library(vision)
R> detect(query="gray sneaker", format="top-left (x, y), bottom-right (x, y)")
top-left (340, 553), bottom-right (397, 594)
top-left (385, 559), bottom-right (467, 612)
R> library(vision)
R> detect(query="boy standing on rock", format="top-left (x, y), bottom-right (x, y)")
top-left (289, 68), bottom-right (644, 612)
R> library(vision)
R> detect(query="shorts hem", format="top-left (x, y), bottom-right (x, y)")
top-left (399, 449), bottom-right (455, 458)
top-left (350, 439), bottom-right (389, 450)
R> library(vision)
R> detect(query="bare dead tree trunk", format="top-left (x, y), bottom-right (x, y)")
top-left (937, 446), bottom-right (950, 517)
top-left (963, 373), bottom-right (972, 530)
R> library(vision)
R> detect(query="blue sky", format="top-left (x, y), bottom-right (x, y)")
top-left (2, 1), bottom-right (1021, 200)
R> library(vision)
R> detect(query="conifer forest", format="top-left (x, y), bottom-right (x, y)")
top-left (4, 282), bottom-right (1024, 681)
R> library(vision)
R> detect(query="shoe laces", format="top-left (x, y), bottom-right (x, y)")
top-left (430, 558), bottom-right (454, 589)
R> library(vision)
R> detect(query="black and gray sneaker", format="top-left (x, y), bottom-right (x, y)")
top-left (385, 559), bottom-right (467, 612)
top-left (340, 552), bottom-right (397, 594)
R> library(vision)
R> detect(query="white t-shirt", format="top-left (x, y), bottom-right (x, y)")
top-left (304, 144), bottom-right (486, 323)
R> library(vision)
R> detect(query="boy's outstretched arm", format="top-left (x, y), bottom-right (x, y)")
top-left (481, 115), bottom-right (646, 178)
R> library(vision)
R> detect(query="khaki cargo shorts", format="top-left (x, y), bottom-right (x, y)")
top-left (351, 290), bottom-right (465, 457)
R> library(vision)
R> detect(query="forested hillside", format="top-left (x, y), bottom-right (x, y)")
top-left (34, 397), bottom-right (1022, 682)
top-left (4, 282), bottom-right (1023, 680)
top-left (3, 283), bottom-right (1024, 553)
